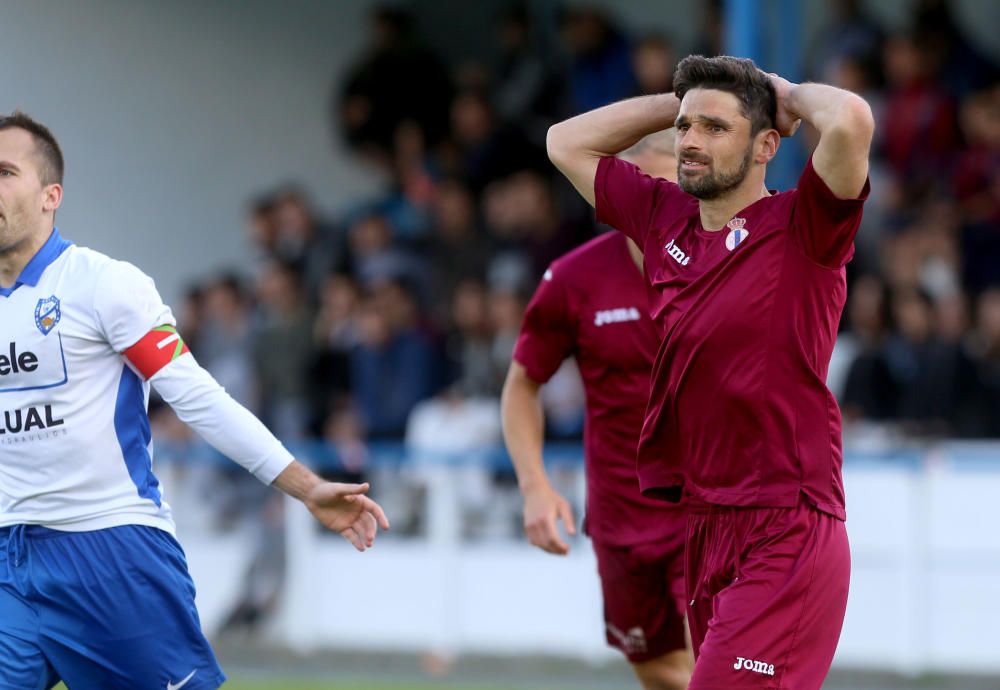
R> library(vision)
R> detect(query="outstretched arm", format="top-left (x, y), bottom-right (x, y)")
top-left (547, 93), bottom-right (681, 206)
top-left (136, 343), bottom-right (389, 551)
top-left (501, 362), bottom-right (577, 555)
top-left (771, 76), bottom-right (875, 198)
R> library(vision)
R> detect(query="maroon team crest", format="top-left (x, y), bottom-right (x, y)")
top-left (725, 217), bottom-right (749, 251)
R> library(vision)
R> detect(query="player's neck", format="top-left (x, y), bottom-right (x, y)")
top-left (697, 181), bottom-right (771, 232)
top-left (0, 225), bottom-right (52, 289)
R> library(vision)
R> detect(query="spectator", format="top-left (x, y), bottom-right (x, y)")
top-left (199, 274), bottom-right (259, 411)
top-left (808, 0), bottom-right (885, 86)
top-left (492, 3), bottom-right (567, 138)
top-left (423, 178), bottom-right (495, 325)
top-left (270, 187), bottom-right (346, 301)
top-left (840, 276), bottom-right (897, 423)
top-left (350, 278), bottom-right (441, 439)
top-left (447, 89), bottom-right (546, 194)
top-left (560, 8), bottom-right (636, 113)
top-left (253, 260), bottom-right (315, 440)
top-left (337, 6), bottom-right (452, 161)
top-left (445, 278), bottom-right (502, 397)
top-left (633, 33), bottom-right (676, 96)
top-left (879, 33), bottom-right (958, 198)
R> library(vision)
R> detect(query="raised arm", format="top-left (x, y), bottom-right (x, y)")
top-left (501, 362), bottom-right (576, 555)
top-left (547, 93), bottom-right (681, 206)
top-left (771, 76), bottom-right (875, 199)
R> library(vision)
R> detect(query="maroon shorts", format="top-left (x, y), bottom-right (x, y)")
top-left (685, 498), bottom-right (850, 689)
top-left (592, 532), bottom-right (687, 663)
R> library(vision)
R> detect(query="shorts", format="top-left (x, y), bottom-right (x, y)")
top-left (593, 531), bottom-right (687, 663)
top-left (0, 524), bottom-right (225, 690)
top-left (684, 498), bottom-right (850, 690)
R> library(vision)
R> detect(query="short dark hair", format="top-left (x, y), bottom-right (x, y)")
top-left (0, 111), bottom-right (65, 186)
top-left (673, 55), bottom-right (776, 135)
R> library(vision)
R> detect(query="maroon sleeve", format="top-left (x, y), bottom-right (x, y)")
top-left (595, 156), bottom-right (691, 245)
top-left (791, 155), bottom-right (871, 267)
top-left (512, 266), bottom-right (576, 384)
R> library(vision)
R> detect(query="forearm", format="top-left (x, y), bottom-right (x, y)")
top-left (549, 93), bottom-right (680, 159)
top-left (785, 82), bottom-right (873, 136)
top-left (547, 93), bottom-right (680, 205)
top-left (150, 357), bottom-right (294, 484)
top-left (271, 460), bottom-right (323, 501)
top-left (501, 365), bottom-right (550, 493)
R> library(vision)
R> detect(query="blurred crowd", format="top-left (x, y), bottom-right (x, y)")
top-left (152, 0), bottom-right (1000, 498)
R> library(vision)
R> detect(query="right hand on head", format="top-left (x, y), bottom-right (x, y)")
top-left (522, 484), bottom-right (577, 555)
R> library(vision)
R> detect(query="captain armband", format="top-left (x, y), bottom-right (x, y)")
top-left (123, 325), bottom-right (190, 379)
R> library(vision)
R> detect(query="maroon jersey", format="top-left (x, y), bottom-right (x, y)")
top-left (513, 232), bottom-right (684, 546)
top-left (595, 155), bottom-right (869, 520)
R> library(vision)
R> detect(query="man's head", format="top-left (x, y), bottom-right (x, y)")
top-left (0, 112), bottom-right (64, 252)
top-left (672, 55), bottom-right (779, 199)
top-left (620, 128), bottom-right (678, 182)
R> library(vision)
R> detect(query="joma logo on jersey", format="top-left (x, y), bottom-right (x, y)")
top-left (664, 239), bottom-right (692, 266)
top-left (0, 405), bottom-right (64, 434)
top-left (594, 307), bottom-right (641, 326)
top-left (734, 656), bottom-right (775, 676)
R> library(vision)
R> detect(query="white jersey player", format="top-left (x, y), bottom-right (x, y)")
top-left (0, 111), bottom-right (389, 690)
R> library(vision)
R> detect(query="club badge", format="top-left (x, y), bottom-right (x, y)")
top-left (725, 217), bottom-right (750, 251)
top-left (35, 295), bottom-right (62, 335)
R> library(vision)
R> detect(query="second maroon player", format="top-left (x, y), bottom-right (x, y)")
top-left (502, 130), bottom-right (692, 690)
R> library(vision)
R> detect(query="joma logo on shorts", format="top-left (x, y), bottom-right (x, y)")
top-left (734, 656), bottom-right (775, 676)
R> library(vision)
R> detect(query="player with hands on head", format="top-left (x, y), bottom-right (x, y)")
top-left (0, 111), bottom-right (388, 690)
top-left (504, 129), bottom-right (693, 689)
top-left (546, 55), bottom-right (874, 689)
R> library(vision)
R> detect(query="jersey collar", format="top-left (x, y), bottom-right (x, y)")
top-left (0, 227), bottom-right (73, 297)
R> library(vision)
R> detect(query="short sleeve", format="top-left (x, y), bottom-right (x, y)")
top-left (791, 155), bottom-right (871, 268)
top-left (512, 266), bottom-right (576, 384)
top-left (595, 156), bottom-right (693, 245)
top-left (93, 260), bottom-right (175, 352)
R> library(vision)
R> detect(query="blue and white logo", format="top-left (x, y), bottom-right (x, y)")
top-left (725, 217), bottom-right (750, 251)
top-left (34, 295), bottom-right (62, 335)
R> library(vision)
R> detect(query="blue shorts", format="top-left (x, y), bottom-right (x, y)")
top-left (0, 524), bottom-right (225, 690)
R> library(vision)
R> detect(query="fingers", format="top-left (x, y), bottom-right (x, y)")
top-left (558, 499), bottom-right (577, 537)
top-left (341, 525), bottom-right (366, 552)
top-left (360, 510), bottom-right (377, 546)
top-left (360, 495), bottom-right (391, 530)
top-left (526, 514), bottom-right (569, 555)
top-left (333, 482), bottom-right (370, 496)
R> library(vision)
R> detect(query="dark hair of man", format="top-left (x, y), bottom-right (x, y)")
top-left (672, 55), bottom-right (777, 136)
top-left (0, 111), bottom-right (65, 186)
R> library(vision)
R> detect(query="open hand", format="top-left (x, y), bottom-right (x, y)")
top-left (766, 72), bottom-right (802, 137)
top-left (523, 485), bottom-right (577, 555)
top-left (304, 482), bottom-right (390, 551)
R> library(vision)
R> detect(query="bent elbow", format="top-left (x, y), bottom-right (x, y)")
top-left (842, 96), bottom-right (875, 143)
top-left (546, 123), bottom-right (570, 166)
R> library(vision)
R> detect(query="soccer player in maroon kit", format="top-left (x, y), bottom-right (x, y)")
top-left (502, 129), bottom-right (692, 690)
top-left (546, 56), bottom-right (874, 689)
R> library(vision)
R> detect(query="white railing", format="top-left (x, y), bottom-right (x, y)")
top-left (171, 442), bottom-right (1000, 675)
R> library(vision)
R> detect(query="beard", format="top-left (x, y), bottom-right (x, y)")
top-left (677, 146), bottom-right (754, 200)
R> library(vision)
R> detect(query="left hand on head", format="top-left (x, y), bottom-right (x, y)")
top-left (304, 482), bottom-right (390, 551)
top-left (766, 72), bottom-right (802, 138)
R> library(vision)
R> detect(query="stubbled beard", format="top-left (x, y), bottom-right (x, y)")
top-left (678, 146), bottom-right (753, 200)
